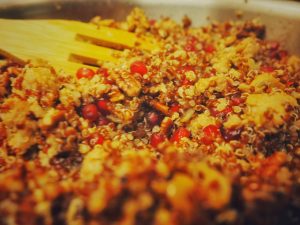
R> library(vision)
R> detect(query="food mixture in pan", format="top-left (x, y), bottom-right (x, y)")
top-left (0, 8), bottom-right (300, 225)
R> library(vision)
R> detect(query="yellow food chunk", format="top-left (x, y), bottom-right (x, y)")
top-left (195, 75), bottom-right (230, 94)
top-left (245, 92), bottom-right (297, 127)
top-left (224, 114), bottom-right (243, 129)
top-left (250, 73), bottom-right (285, 93)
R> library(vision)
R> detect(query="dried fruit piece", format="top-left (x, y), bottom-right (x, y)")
top-left (130, 61), bottom-right (147, 76)
top-left (82, 104), bottom-right (99, 122)
top-left (150, 132), bottom-right (166, 148)
top-left (171, 127), bottom-right (190, 142)
top-left (76, 67), bottom-right (95, 79)
top-left (200, 125), bottom-right (220, 145)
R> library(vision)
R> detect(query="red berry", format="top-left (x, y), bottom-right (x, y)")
top-left (76, 67), bottom-right (95, 79)
top-left (203, 43), bottom-right (215, 53)
top-left (146, 111), bottom-right (160, 126)
top-left (96, 134), bottom-right (105, 145)
top-left (170, 127), bottom-right (190, 143)
top-left (130, 61), bottom-right (147, 75)
top-left (97, 100), bottom-right (110, 115)
top-left (200, 125), bottom-right (220, 145)
top-left (97, 68), bottom-right (109, 77)
top-left (150, 132), bottom-right (166, 148)
top-left (82, 104), bottom-right (99, 121)
top-left (170, 104), bottom-right (180, 113)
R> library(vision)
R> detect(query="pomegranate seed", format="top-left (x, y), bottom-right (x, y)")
top-left (170, 104), bottom-right (180, 113)
top-left (97, 68), bottom-right (109, 78)
top-left (150, 132), bottom-right (166, 148)
top-left (200, 125), bottom-right (220, 145)
top-left (96, 134), bottom-right (105, 145)
top-left (97, 100), bottom-right (110, 115)
top-left (82, 104), bottom-right (99, 121)
top-left (170, 127), bottom-right (190, 143)
top-left (76, 67), bottom-right (95, 79)
top-left (130, 61), bottom-right (147, 75)
top-left (146, 111), bottom-right (160, 126)
top-left (203, 43), bottom-right (215, 53)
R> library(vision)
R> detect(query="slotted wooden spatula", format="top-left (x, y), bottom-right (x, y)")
top-left (0, 19), bottom-right (158, 74)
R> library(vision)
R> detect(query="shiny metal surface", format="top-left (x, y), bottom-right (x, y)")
top-left (0, 0), bottom-right (300, 54)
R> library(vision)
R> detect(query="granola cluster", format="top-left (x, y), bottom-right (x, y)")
top-left (0, 8), bottom-right (300, 225)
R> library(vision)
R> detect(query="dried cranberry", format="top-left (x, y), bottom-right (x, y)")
top-left (200, 125), bottom-right (220, 145)
top-left (146, 111), bottom-right (160, 126)
top-left (170, 127), bottom-right (190, 142)
top-left (97, 68), bottom-right (109, 78)
top-left (203, 43), bottom-right (215, 53)
top-left (96, 135), bottom-right (105, 145)
top-left (82, 104), bottom-right (99, 121)
top-left (170, 104), bottom-right (180, 113)
top-left (76, 67), bottom-right (95, 79)
top-left (97, 99), bottom-right (110, 115)
top-left (130, 61), bottom-right (147, 75)
top-left (150, 132), bottom-right (166, 148)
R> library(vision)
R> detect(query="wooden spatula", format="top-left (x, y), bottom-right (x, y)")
top-left (0, 19), bottom-right (158, 74)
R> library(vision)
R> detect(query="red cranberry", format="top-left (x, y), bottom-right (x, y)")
top-left (170, 104), bottom-right (180, 113)
top-left (130, 61), bottom-right (147, 75)
top-left (82, 104), bottom-right (99, 121)
top-left (96, 134), bottom-right (105, 145)
top-left (97, 99), bottom-right (110, 115)
top-left (170, 127), bottom-right (190, 143)
top-left (76, 67), bottom-right (95, 79)
top-left (203, 43), bottom-right (215, 53)
top-left (150, 132), bottom-right (166, 148)
top-left (200, 125), bottom-right (220, 145)
top-left (97, 68), bottom-right (109, 78)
